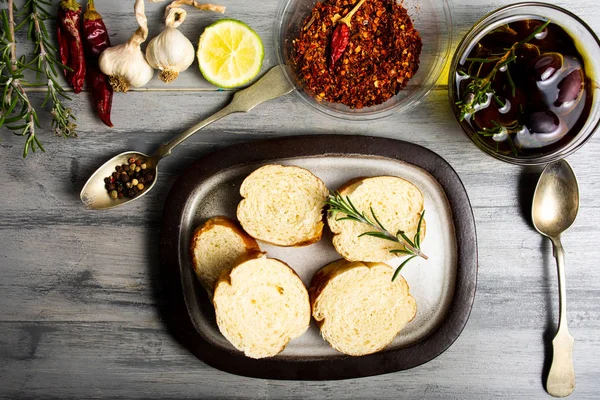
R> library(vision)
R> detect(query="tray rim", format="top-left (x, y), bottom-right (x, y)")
top-left (159, 134), bottom-right (478, 380)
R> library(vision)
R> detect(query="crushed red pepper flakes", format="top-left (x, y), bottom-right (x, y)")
top-left (292, 0), bottom-right (422, 109)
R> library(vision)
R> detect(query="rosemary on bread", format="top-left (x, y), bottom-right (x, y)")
top-left (327, 189), bottom-right (427, 281)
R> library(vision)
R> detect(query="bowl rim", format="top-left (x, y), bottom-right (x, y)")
top-left (274, 0), bottom-right (454, 121)
top-left (448, 1), bottom-right (600, 165)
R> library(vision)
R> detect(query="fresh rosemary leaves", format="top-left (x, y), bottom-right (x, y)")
top-left (456, 20), bottom-right (550, 122)
top-left (1, 0), bottom-right (76, 157)
top-left (326, 191), bottom-right (427, 281)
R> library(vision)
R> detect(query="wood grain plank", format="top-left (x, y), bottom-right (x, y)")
top-left (2, 0), bottom-right (600, 398)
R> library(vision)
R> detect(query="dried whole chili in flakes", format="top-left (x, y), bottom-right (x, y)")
top-left (292, 0), bottom-right (422, 109)
top-left (329, 23), bottom-right (350, 69)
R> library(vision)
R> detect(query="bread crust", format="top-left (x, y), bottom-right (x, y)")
top-left (190, 216), bottom-right (261, 295)
top-left (237, 164), bottom-right (328, 247)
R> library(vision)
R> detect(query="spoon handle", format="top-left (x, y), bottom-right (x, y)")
top-left (153, 65), bottom-right (294, 160)
top-left (546, 236), bottom-right (575, 397)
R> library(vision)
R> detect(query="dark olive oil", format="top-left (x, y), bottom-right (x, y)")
top-left (456, 19), bottom-right (591, 156)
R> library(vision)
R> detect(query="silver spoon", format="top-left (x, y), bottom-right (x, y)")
top-left (80, 65), bottom-right (294, 210)
top-left (532, 159), bottom-right (579, 397)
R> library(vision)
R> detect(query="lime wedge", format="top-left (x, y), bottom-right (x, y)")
top-left (197, 19), bottom-right (264, 88)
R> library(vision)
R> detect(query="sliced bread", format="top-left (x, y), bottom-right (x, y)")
top-left (237, 164), bottom-right (329, 246)
top-left (190, 216), bottom-right (260, 295)
top-left (328, 176), bottom-right (426, 262)
top-left (213, 254), bottom-right (311, 359)
top-left (309, 259), bottom-right (417, 356)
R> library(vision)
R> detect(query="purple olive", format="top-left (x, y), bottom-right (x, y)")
top-left (473, 104), bottom-right (500, 130)
top-left (531, 53), bottom-right (563, 82)
top-left (527, 110), bottom-right (560, 133)
top-left (515, 43), bottom-right (541, 64)
top-left (555, 69), bottom-right (583, 106)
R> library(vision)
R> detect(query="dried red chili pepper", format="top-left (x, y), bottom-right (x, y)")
top-left (82, 0), bottom-right (113, 127)
top-left (329, 23), bottom-right (349, 69)
top-left (329, 0), bottom-right (365, 70)
top-left (58, 0), bottom-right (86, 93)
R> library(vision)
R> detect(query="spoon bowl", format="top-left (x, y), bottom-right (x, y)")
top-left (80, 152), bottom-right (157, 210)
top-left (532, 161), bottom-right (580, 238)
top-left (532, 159), bottom-right (579, 398)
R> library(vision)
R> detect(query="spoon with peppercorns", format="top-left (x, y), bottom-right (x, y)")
top-left (80, 65), bottom-right (294, 210)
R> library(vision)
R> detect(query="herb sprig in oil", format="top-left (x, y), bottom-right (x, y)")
top-left (455, 20), bottom-right (550, 121)
top-left (326, 191), bottom-right (427, 281)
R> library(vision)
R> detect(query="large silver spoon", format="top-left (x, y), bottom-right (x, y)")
top-left (532, 159), bottom-right (579, 397)
top-left (80, 65), bottom-right (294, 210)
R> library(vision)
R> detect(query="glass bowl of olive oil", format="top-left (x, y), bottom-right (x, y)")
top-left (449, 2), bottom-right (600, 165)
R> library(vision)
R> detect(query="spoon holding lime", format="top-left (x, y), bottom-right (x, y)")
top-left (80, 65), bottom-right (295, 210)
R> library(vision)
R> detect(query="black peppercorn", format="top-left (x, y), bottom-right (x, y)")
top-left (121, 173), bottom-right (130, 183)
top-left (107, 183), bottom-right (116, 191)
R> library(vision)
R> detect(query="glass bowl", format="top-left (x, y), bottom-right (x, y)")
top-left (448, 2), bottom-right (600, 165)
top-left (275, 0), bottom-right (453, 121)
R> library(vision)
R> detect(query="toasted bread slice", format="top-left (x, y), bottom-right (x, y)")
top-left (328, 176), bottom-right (426, 262)
top-left (309, 259), bottom-right (417, 356)
top-left (213, 254), bottom-right (310, 359)
top-left (190, 216), bottom-right (260, 296)
top-left (237, 164), bottom-right (328, 246)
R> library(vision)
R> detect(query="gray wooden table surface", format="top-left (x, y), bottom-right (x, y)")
top-left (1, 0), bottom-right (600, 398)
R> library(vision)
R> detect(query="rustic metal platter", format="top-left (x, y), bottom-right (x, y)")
top-left (160, 135), bottom-right (477, 380)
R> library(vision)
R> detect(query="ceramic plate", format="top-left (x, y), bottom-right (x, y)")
top-left (160, 135), bottom-right (477, 380)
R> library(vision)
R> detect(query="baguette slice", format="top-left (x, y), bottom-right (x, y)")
top-left (328, 176), bottom-right (426, 262)
top-left (309, 259), bottom-right (417, 356)
top-left (190, 216), bottom-right (260, 296)
top-left (237, 164), bottom-right (328, 246)
top-left (213, 254), bottom-right (310, 359)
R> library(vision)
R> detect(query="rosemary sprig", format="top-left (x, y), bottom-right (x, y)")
top-left (0, 0), bottom-right (76, 157)
top-left (326, 191), bottom-right (427, 281)
top-left (456, 20), bottom-right (550, 121)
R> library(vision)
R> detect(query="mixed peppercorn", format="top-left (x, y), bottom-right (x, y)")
top-left (103, 157), bottom-right (154, 199)
top-left (292, 0), bottom-right (422, 109)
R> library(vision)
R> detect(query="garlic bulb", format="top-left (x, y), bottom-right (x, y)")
top-left (99, 0), bottom-right (154, 92)
top-left (145, 8), bottom-right (195, 83)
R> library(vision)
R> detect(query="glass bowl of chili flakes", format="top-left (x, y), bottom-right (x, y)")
top-left (276, 0), bottom-right (453, 120)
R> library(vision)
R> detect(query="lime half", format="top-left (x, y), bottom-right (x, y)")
top-left (197, 19), bottom-right (264, 88)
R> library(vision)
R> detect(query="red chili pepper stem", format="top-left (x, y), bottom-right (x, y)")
top-left (60, 0), bottom-right (81, 12)
top-left (84, 0), bottom-right (101, 21)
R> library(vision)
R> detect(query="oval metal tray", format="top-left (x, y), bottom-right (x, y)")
top-left (160, 135), bottom-right (478, 380)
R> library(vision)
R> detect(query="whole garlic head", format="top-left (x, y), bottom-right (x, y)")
top-left (98, 0), bottom-right (154, 92)
top-left (145, 8), bottom-right (195, 83)
top-left (100, 42), bottom-right (154, 92)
